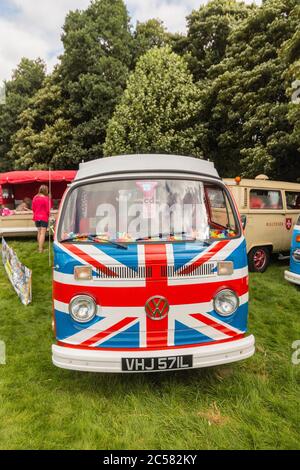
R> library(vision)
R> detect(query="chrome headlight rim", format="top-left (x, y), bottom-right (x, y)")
top-left (213, 288), bottom-right (239, 317)
top-left (69, 295), bottom-right (97, 324)
top-left (292, 249), bottom-right (300, 262)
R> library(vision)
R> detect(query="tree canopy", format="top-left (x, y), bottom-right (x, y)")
top-left (0, 58), bottom-right (46, 171)
top-left (193, 0), bottom-right (300, 180)
top-left (0, 0), bottom-right (299, 181)
top-left (104, 46), bottom-right (201, 157)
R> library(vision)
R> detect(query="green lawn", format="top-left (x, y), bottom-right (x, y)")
top-left (0, 240), bottom-right (299, 450)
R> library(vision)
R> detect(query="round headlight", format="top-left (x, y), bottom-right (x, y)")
top-left (293, 249), bottom-right (300, 262)
top-left (69, 295), bottom-right (97, 323)
top-left (214, 289), bottom-right (239, 317)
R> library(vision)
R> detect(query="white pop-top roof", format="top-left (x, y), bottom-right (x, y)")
top-left (75, 154), bottom-right (220, 182)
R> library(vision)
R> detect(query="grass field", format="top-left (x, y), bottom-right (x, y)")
top-left (0, 240), bottom-right (299, 450)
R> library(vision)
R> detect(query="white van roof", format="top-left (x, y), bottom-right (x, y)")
top-left (76, 154), bottom-right (220, 181)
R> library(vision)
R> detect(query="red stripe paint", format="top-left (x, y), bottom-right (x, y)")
top-left (57, 334), bottom-right (246, 352)
top-left (53, 276), bottom-right (248, 307)
top-left (144, 244), bottom-right (169, 348)
top-left (80, 317), bottom-right (137, 347)
top-left (191, 313), bottom-right (237, 337)
top-left (179, 241), bottom-right (229, 276)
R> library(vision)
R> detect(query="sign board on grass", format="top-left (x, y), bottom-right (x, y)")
top-left (1, 238), bottom-right (32, 305)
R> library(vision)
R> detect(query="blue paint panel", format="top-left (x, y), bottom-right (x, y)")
top-left (93, 243), bottom-right (139, 271)
top-left (55, 310), bottom-right (104, 341)
top-left (54, 242), bottom-right (139, 274)
top-left (172, 242), bottom-right (208, 271)
top-left (99, 322), bottom-right (140, 349)
top-left (54, 243), bottom-right (85, 275)
top-left (224, 239), bottom-right (248, 270)
top-left (290, 227), bottom-right (300, 276)
top-left (174, 320), bottom-right (213, 346)
top-left (208, 303), bottom-right (248, 333)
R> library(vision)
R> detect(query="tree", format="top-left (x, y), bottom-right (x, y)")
top-left (58, 0), bottom-right (133, 165)
top-left (195, 0), bottom-right (300, 180)
top-left (0, 58), bottom-right (46, 171)
top-left (9, 71), bottom-right (73, 169)
top-left (104, 46), bottom-right (201, 158)
top-left (132, 19), bottom-right (170, 64)
top-left (173, 0), bottom-right (254, 81)
top-left (10, 0), bottom-right (133, 170)
top-left (282, 26), bottom-right (300, 180)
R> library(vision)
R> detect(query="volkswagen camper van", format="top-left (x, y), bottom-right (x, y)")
top-left (225, 176), bottom-right (300, 272)
top-left (285, 216), bottom-right (300, 286)
top-left (52, 155), bottom-right (255, 373)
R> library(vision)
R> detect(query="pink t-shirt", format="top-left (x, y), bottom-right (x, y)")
top-left (32, 195), bottom-right (53, 222)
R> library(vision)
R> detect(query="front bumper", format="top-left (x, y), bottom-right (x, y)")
top-left (52, 335), bottom-right (255, 373)
top-left (285, 270), bottom-right (300, 286)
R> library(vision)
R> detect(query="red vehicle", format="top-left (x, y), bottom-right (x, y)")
top-left (0, 171), bottom-right (76, 236)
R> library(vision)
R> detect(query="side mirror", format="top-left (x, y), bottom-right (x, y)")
top-left (241, 215), bottom-right (247, 230)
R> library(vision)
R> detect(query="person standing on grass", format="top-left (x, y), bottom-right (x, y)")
top-left (32, 185), bottom-right (53, 253)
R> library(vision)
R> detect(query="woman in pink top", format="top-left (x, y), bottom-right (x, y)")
top-left (32, 185), bottom-right (53, 253)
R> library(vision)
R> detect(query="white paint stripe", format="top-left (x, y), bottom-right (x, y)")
top-left (294, 225), bottom-right (300, 230)
top-left (166, 243), bottom-right (174, 268)
top-left (64, 315), bottom-right (138, 345)
top-left (54, 300), bottom-right (144, 318)
top-left (179, 314), bottom-right (229, 341)
top-left (177, 241), bottom-right (218, 271)
top-left (54, 266), bottom-right (247, 287)
top-left (90, 318), bottom-right (140, 347)
top-left (56, 293), bottom-right (247, 345)
top-left (139, 315), bottom-right (147, 348)
top-left (138, 244), bottom-right (145, 268)
top-left (54, 293), bottom-right (248, 319)
top-left (72, 243), bottom-right (125, 268)
top-left (176, 237), bottom-right (245, 274)
top-left (168, 267), bottom-right (248, 286)
top-left (53, 270), bottom-right (146, 288)
top-left (55, 242), bottom-right (93, 269)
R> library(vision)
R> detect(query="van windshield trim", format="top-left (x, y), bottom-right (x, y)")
top-left (56, 177), bottom-right (242, 244)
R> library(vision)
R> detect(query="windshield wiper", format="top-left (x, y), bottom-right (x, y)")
top-left (60, 234), bottom-right (128, 250)
top-left (88, 235), bottom-right (128, 250)
top-left (136, 232), bottom-right (197, 242)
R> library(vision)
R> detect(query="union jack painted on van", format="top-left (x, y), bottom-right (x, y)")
top-left (52, 154), bottom-right (255, 373)
top-left (285, 216), bottom-right (300, 286)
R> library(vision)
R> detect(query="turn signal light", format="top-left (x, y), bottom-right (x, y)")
top-left (74, 266), bottom-right (93, 280)
top-left (235, 176), bottom-right (241, 185)
top-left (218, 262), bottom-right (234, 276)
top-left (296, 235), bottom-right (300, 243)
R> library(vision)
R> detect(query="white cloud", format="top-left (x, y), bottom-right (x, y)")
top-left (127, 0), bottom-right (261, 33)
top-left (0, 0), bottom-right (262, 81)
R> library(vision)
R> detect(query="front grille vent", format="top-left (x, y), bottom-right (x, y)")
top-left (96, 266), bottom-right (152, 279)
top-left (95, 263), bottom-right (216, 280)
top-left (161, 263), bottom-right (216, 278)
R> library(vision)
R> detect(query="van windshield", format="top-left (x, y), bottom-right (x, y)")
top-left (59, 179), bottom-right (239, 244)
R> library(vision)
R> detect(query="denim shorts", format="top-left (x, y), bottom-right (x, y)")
top-left (35, 220), bottom-right (48, 229)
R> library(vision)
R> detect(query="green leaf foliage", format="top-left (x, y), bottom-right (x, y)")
top-left (195, 0), bottom-right (300, 180)
top-left (0, 58), bottom-right (46, 171)
top-left (104, 46), bottom-right (202, 158)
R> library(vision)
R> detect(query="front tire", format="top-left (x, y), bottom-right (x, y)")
top-left (248, 246), bottom-right (270, 273)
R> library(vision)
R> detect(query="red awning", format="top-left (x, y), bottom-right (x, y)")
top-left (0, 170), bottom-right (77, 185)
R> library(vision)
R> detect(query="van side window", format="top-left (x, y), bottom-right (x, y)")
top-left (250, 189), bottom-right (283, 210)
top-left (206, 185), bottom-right (237, 233)
top-left (286, 192), bottom-right (300, 210)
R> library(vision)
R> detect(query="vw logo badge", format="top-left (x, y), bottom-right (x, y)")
top-left (145, 296), bottom-right (170, 321)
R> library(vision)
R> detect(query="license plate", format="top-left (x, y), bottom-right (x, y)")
top-left (122, 355), bottom-right (193, 372)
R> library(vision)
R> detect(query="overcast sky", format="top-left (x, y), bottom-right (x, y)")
top-left (0, 0), bottom-right (262, 81)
